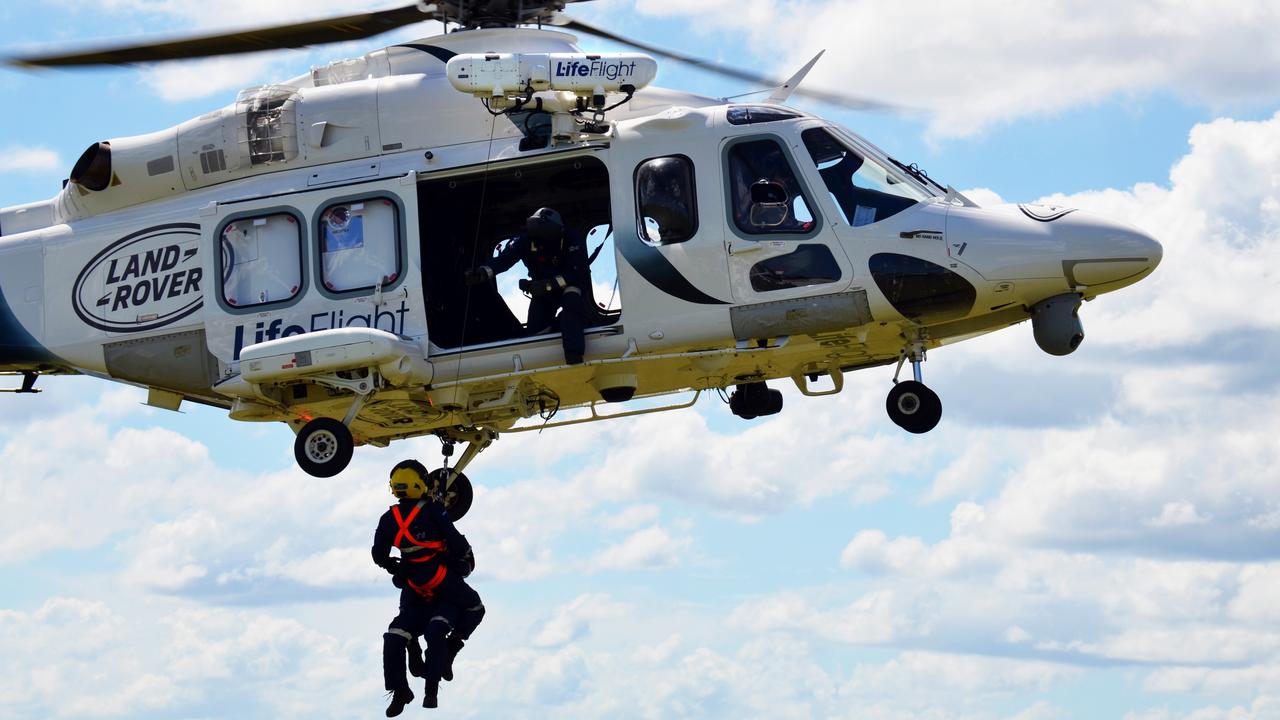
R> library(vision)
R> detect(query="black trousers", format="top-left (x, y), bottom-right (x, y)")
top-left (384, 577), bottom-right (484, 690)
top-left (526, 286), bottom-right (585, 362)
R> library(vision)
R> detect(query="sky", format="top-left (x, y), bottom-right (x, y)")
top-left (1, 1), bottom-right (1279, 718)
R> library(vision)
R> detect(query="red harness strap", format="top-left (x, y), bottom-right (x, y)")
top-left (407, 564), bottom-right (449, 600)
top-left (391, 504), bottom-right (447, 564)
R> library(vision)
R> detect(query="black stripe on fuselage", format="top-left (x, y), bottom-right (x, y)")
top-left (394, 44), bottom-right (458, 64)
top-left (0, 283), bottom-right (54, 367)
top-left (616, 230), bottom-right (728, 306)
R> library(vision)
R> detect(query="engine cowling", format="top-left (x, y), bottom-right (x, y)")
top-left (1032, 293), bottom-right (1085, 356)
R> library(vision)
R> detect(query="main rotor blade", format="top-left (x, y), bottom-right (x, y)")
top-left (7, 3), bottom-right (438, 68)
top-left (557, 15), bottom-right (902, 112)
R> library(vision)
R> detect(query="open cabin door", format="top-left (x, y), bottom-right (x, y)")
top-left (200, 175), bottom-right (426, 377)
top-left (416, 152), bottom-right (618, 353)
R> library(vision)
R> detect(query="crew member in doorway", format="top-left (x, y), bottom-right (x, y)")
top-left (372, 460), bottom-right (485, 715)
top-left (464, 207), bottom-right (590, 365)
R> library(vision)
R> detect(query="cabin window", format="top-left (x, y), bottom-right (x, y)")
top-left (749, 245), bottom-right (842, 292)
top-left (801, 127), bottom-right (930, 228)
top-left (319, 197), bottom-right (401, 293)
top-left (635, 155), bottom-right (698, 245)
top-left (726, 138), bottom-right (816, 236)
top-left (418, 155), bottom-right (617, 350)
top-left (220, 212), bottom-right (302, 308)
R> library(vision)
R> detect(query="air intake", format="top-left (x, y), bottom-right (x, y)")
top-left (69, 141), bottom-right (112, 191)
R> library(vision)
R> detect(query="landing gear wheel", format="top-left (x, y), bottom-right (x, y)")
top-left (294, 417), bottom-right (354, 477)
top-left (427, 468), bottom-right (474, 522)
top-left (886, 381), bottom-right (942, 434)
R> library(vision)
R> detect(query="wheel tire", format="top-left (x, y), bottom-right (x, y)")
top-left (294, 418), bottom-right (354, 478)
top-left (427, 468), bottom-right (474, 522)
top-left (886, 381), bottom-right (942, 434)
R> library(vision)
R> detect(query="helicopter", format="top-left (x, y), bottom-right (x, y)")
top-left (0, 2), bottom-right (1162, 504)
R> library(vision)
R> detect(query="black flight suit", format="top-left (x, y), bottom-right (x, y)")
top-left (372, 498), bottom-right (485, 698)
top-left (487, 227), bottom-right (591, 364)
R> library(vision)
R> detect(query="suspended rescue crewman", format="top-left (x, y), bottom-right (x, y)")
top-left (464, 207), bottom-right (591, 365)
top-left (372, 460), bottom-right (485, 715)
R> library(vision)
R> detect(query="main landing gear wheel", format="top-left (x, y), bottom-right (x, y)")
top-left (427, 468), bottom-right (474, 522)
top-left (886, 381), bottom-right (942, 434)
top-left (294, 417), bottom-right (354, 478)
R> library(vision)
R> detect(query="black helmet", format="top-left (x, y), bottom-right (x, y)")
top-left (526, 207), bottom-right (564, 245)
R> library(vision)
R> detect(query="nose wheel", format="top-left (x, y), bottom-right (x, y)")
top-left (886, 344), bottom-right (942, 434)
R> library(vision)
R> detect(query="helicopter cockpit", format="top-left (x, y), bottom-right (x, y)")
top-left (800, 126), bottom-right (939, 228)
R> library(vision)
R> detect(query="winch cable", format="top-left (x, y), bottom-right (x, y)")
top-left (443, 113), bottom-right (500, 468)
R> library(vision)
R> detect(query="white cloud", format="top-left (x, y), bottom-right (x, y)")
top-left (570, 390), bottom-right (911, 516)
top-left (1124, 696), bottom-right (1280, 720)
top-left (591, 524), bottom-right (691, 571)
top-left (0, 147), bottom-right (60, 173)
top-left (630, 1), bottom-right (1280, 138)
top-left (842, 651), bottom-right (1078, 697)
top-left (600, 503), bottom-right (661, 530)
top-left (60, 0), bottom-right (366, 26)
top-left (1034, 114), bottom-right (1280, 350)
top-left (531, 593), bottom-right (631, 648)
top-left (62, 674), bottom-right (180, 718)
top-left (139, 54), bottom-right (282, 103)
top-left (1146, 501), bottom-right (1212, 528)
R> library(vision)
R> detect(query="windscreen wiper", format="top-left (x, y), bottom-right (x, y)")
top-left (888, 156), bottom-right (947, 193)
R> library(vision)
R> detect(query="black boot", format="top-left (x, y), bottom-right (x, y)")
top-left (407, 636), bottom-right (427, 679)
top-left (386, 689), bottom-right (414, 718)
top-left (382, 633), bottom-right (414, 717)
top-left (423, 679), bottom-right (439, 709)
top-left (442, 636), bottom-right (465, 682)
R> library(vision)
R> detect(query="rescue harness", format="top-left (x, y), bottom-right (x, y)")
top-left (392, 501), bottom-right (449, 599)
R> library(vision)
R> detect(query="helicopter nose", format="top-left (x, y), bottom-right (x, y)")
top-left (1060, 213), bottom-right (1162, 292)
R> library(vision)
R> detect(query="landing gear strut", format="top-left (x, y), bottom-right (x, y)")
top-left (429, 439), bottom-right (475, 522)
top-left (729, 381), bottom-right (783, 420)
top-left (426, 427), bottom-right (496, 522)
top-left (886, 343), bottom-right (942, 434)
top-left (0, 371), bottom-right (41, 394)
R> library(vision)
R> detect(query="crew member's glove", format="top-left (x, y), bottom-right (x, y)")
top-left (384, 557), bottom-right (407, 588)
top-left (463, 266), bottom-right (493, 286)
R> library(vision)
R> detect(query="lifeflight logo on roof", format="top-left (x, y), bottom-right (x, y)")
top-left (72, 223), bottom-right (203, 333)
top-left (554, 58), bottom-right (639, 82)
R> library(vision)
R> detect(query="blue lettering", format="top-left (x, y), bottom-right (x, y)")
top-left (230, 300), bottom-right (411, 362)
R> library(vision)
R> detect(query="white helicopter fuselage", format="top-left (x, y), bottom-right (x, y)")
top-left (0, 29), bottom-right (1161, 468)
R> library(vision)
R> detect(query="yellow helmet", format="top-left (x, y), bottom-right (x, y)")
top-left (389, 459), bottom-right (430, 500)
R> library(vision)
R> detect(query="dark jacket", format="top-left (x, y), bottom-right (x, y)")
top-left (490, 228), bottom-right (590, 288)
top-left (371, 498), bottom-right (472, 583)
